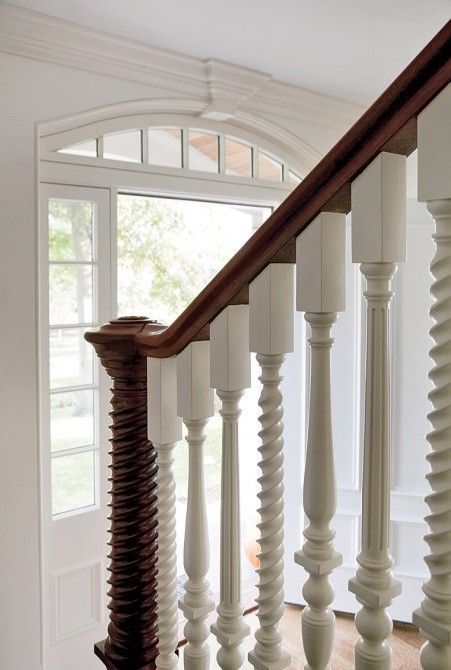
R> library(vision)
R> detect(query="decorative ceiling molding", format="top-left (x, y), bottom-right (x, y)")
top-left (0, 3), bottom-right (364, 132)
top-left (201, 59), bottom-right (271, 121)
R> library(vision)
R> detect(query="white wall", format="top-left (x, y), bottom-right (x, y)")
top-left (0, 8), bottom-right (362, 666)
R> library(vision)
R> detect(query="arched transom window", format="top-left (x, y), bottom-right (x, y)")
top-left (57, 126), bottom-right (301, 186)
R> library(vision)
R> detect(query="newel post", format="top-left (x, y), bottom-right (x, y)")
top-left (85, 316), bottom-right (165, 670)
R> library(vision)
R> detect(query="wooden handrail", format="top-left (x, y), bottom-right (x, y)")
top-left (138, 21), bottom-right (451, 358)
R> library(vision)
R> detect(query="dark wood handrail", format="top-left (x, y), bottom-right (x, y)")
top-left (138, 21), bottom-right (451, 358)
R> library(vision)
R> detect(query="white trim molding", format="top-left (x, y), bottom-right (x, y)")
top-left (0, 3), bottom-right (364, 159)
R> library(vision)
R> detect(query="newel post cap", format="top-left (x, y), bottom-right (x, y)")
top-left (85, 317), bottom-right (166, 379)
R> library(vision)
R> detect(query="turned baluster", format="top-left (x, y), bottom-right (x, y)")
top-left (248, 263), bottom-right (294, 670)
top-left (210, 304), bottom-right (251, 669)
top-left (177, 341), bottom-right (215, 670)
top-left (412, 84), bottom-right (451, 670)
top-left (147, 356), bottom-right (182, 670)
top-left (348, 152), bottom-right (406, 669)
top-left (294, 212), bottom-right (346, 670)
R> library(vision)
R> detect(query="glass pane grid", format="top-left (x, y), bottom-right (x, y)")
top-left (47, 196), bottom-right (100, 517)
top-left (51, 449), bottom-right (97, 516)
top-left (56, 127), bottom-right (296, 185)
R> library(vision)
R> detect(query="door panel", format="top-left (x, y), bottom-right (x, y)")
top-left (39, 184), bottom-right (111, 669)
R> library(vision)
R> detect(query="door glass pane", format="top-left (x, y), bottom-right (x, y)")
top-left (58, 139), bottom-right (97, 158)
top-left (103, 129), bottom-right (142, 163)
top-left (49, 264), bottom-right (93, 325)
top-left (188, 131), bottom-right (219, 173)
top-left (225, 138), bottom-right (252, 177)
top-left (50, 328), bottom-right (94, 389)
top-left (148, 128), bottom-right (182, 168)
top-left (50, 389), bottom-right (95, 452)
top-left (257, 151), bottom-right (283, 181)
top-left (117, 194), bottom-right (271, 324)
top-left (49, 199), bottom-right (94, 262)
top-left (51, 451), bottom-right (96, 515)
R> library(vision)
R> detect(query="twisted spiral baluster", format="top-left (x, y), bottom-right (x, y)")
top-left (249, 353), bottom-right (290, 670)
top-left (155, 442), bottom-right (178, 669)
top-left (413, 200), bottom-right (451, 669)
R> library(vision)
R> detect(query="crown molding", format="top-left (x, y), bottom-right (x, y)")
top-left (0, 2), bottom-right (363, 131)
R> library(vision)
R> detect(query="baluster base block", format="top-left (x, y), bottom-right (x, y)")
top-left (349, 577), bottom-right (401, 608)
top-left (178, 598), bottom-right (215, 620)
top-left (295, 549), bottom-right (343, 575)
top-left (211, 621), bottom-right (250, 647)
top-left (248, 649), bottom-right (291, 670)
top-left (413, 608), bottom-right (451, 644)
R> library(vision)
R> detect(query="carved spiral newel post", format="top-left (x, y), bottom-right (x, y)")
top-left (349, 152), bottom-right (406, 670)
top-left (85, 317), bottom-right (165, 670)
top-left (413, 85), bottom-right (451, 670)
top-left (249, 264), bottom-right (294, 670)
top-left (210, 306), bottom-right (251, 670)
top-left (295, 212), bottom-right (346, 670)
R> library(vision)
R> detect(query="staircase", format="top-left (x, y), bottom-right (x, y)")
top-left (86, 21), bottom-right (451, 670)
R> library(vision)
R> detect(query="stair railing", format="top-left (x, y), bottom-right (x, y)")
top-left (86, 21), bottom-right (450, 670)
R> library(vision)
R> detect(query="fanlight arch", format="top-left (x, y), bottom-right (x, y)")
top-left (39, 98), bottom-right (321, 181)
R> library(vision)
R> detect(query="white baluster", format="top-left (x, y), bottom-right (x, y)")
top-left (349, 152), bottom-right (406, 669)
top-left (148, 356), bottom-right (182, 670)
top-left (210, 304), bottom-right (252, 669)
top-left (413, 84), bottom-right (451, 670)
top-left (248, 264), bottom-right (294, 670)
top-left (294, 212), bottom-right (346, 670)
top-left (177, 342), bottom-right (215, 670)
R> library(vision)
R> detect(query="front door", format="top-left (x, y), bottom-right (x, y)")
top-left (39, 184), bottom-right (111, 669)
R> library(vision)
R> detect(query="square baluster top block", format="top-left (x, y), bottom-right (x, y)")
top-left (249, 263), bottom-right (294, 354)
top-left (352, 152), bottom-right (406, 263)
top-left (177, 341), bottom-right (214, 420)
top-left (418, 83), bottom-right (451, 203)
top-left (147, 357), bottom-right (182, 444)
top-left (296, 212), bottom-right (346, 313)
top-left (210, 304), bottom-right (251, 391)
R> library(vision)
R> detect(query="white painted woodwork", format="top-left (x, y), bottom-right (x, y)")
top-left (249, 263), bottom-right (295, 355)
top-left (210, 305), bottom-right (251, 391)
top-left (417, 84), bottom-right (451, 202)
top-left (412, 199), bottom-right (451, 670)
top-left (249, 264), bottom-right (294, 670)
top-left (350, 151), bottom-right (406, 669)
top-left (148, 357), bottom-right (182, 445)
top-left (210, 306), bottom-right (251, 668)
top-left (177, 343), bottom-right (215, 670)
top-left (352, 152), bottom-right (406, 263)
top-left (148, 357), bottom-right (182, 669)
top-left (155, 441), bottom-right (179, 670)
top-left (296, 211), bottom-right (346, 312)
top-left (413, 85), bottom-right (451, 670)
top-left (177, 341), bottom-right (215, 420)
top-left (38, 184), bottom-right (111, 670)
top-left (295, 212), bottom-right (345, 670)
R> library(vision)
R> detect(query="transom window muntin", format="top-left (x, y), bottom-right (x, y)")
top-left (57, 126), bottom-right (302, 185)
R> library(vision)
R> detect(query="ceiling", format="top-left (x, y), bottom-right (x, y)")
top-left (5, 0), bottom-right (450, 104)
